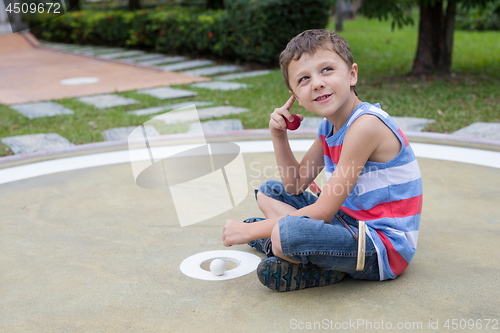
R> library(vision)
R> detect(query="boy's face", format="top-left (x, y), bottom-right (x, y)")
top-left (287, 48), bottom-right (358, 118)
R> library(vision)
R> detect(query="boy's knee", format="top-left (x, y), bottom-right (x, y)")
top-left (258, 180), bottom-right (284, 194)
top-left (255, 190), bottom-right (263, 209)
top-left (256, 190), bottom-right (266, 201)
top-left (256, 190), bottom-right (271, 207)
top-left (271, 221), bottom-right (301, 264)
top-left (271, 223), bottom-right (282, 253)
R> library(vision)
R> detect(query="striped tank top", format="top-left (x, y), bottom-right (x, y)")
top-left (318, 102), bottom-right (423, 280)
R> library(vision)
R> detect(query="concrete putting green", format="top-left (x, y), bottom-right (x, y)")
top-left (0, 134), bottom-right (499, 332)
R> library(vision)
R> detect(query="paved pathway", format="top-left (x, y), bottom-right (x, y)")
top-left (0, 34), bottom-right (208, 105)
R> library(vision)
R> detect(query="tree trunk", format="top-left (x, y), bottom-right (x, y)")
top-left (68, 0), bottom-right (80, 11)
top-left (444, 0), bottom-right (457, 71)
top-left (411, 0), bottom-right (456, 75)
top-left (128, 0), bottom-right (141, 11)
top-left (207, 0), bottom-right (224, 10)
top-left (336, 0), bottom-right (344, 31)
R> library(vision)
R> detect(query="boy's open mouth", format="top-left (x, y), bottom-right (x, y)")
top-left (314, 93), bottom-right (332, 102)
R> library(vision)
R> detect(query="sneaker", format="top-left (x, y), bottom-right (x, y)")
top-left (243, 218), bottom-right (271, 255)
top-left (257, 257), bottom-right (346, 292)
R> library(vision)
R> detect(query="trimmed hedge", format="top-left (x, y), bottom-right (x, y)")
top-left (147, 9), bottom-right (232, 57)
top-left (30, 0), bottom-right (333, 64)
top-left (226, 0), bottom-right (332, 63)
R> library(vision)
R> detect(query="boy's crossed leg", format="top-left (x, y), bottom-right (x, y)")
top-left (256, 190), bottom-right (298, 219)
top-left (250, 180), bottom-right (379, 291)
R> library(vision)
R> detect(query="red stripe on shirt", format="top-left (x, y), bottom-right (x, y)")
top-left (398, 128), bottom-right (409, 147)
top-left (320, 135), bottom-right (342, 165)
top-left (376, 230), bottom-right (409, 276)
top-left (340, 194), bottom-right (423, 221)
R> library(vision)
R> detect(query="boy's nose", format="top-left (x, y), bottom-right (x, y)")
top-left (312, 77), bottom-right (325, 90)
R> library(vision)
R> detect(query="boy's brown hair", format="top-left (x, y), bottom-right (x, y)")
top-left (279, 29), bottom-right (358, 96)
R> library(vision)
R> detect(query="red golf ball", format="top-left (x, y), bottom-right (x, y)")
top-left (285, 114), bottom-right (301, 130)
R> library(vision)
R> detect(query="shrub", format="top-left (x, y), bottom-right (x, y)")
top-left (144, 8), bottom-right (232, 57)
top-left (225, 0), bottom-right (333, 64)
top-left (31, 0), bottom-right (333, 64)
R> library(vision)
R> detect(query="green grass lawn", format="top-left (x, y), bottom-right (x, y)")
top-left (1, 15), bottom-right (499, 157)
top-left (331, 16), bottom-right (500, 133)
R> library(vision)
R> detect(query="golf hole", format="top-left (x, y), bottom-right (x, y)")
top-left (60, 77), bottom-right (99, 85)
top-left (200, 257), bottom-right (240, 272)
top-left (180, 250), bottom-right (262, 281)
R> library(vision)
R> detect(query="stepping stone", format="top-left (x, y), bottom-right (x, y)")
top-left (98, 50), bottom-right (146, 60)
top-left (300, 117), bottom-right (324, 129)
top-left (125, 54), bottom-right (167, 62)
top-left (63, 45), bottom-right (101, 53)
top-left (214, 70), bottom-right (272, 81)
top-left (136, 56), bottom-right (186, 66)
top-left (160, 60), bottom-right (215, 71)
top-left (10, 102), bottom-right (74, 119)
top-left (128, 101), bottom-right (213, 116)
top-left (137, 87), bottom-right (197, 100)
top-left (75, 49), bottom-right (111, 56)
top-left (452, 122), bottom-right (500, 141)
top-left (102, 126), bottom-right (160, 141)
top-left (391, 116), bottom-right (436, 132)
top-left (45, 44), bottom-right (81, 51)
top-left (156, 106), bottom-right (249, 124)
top-left (1, 133), bottom-right (74, 155)
top-left (180, 65), bottom-right (245, 77)
top-left (58, 46), bottom-right (89, 52)
top-left (78, 94), bottom-right (140, 109)
top-left (196, 106), bottom-right (250, 120)
top-left (190, 81), bottom-right (248, 91)
top-left (92, 47), bottom-right (125, 55)
top-left (188, 119), bottom-right (243, 133)
top-left (71, 46), bottom-right (104, 54)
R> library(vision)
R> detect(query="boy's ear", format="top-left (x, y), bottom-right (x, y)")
top-left (350, 63), bottom-right (358, 87)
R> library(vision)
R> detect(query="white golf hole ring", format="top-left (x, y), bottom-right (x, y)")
top-left (180, 250), bottom-right (261, 281)
top-left (60, 77), bottom-right (99, 85)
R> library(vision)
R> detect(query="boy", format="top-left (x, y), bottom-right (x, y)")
top-left (222, 29), bottom-right (423, 292)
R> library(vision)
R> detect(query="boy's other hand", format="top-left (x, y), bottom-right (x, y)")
top-left (222, 219), bottom-right (251, 247)
top-left (269, 95), bottom-right (303, 137)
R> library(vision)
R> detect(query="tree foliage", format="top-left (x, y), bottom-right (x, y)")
top-left (359, 0), bottom-right (495, 75)
top-left (360, 0), bottom-right (492, 30)
top-left (359, 0), bottom-right (415, 30)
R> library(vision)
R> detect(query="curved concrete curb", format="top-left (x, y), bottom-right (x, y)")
top-left (1, 129), bottom-right (500, 167)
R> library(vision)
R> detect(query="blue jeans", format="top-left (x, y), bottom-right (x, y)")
top-left (256, 180), bottom-right (380, 280)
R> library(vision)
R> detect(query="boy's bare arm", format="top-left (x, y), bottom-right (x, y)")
top-left (270, 95), bottom-right (324, 195)
top-left (223, 218), bottom-right (278, 246)
top-left (222, 115), bottom-right (384, 247)
top-left (297, 115), bottom-right (389, 222)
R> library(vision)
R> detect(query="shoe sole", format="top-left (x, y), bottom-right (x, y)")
top-left (257, 257), bottom-right (345, 292)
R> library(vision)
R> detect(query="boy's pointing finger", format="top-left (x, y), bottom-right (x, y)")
top-left (283, 94), bottom-right (296, 110)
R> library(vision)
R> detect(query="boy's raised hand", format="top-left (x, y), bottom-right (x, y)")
top-left (269, 94), bottom-right (303, 137)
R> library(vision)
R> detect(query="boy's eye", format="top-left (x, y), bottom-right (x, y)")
top-left (322, 67), bottom-right (333, 73)
top-left (298, 76), bottom-right (309, 84)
